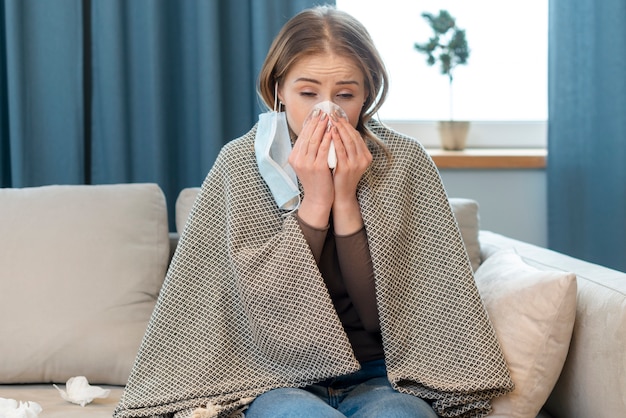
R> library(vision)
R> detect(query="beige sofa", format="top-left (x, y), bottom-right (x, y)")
top-left (0, 183), bottom-right (624, 418)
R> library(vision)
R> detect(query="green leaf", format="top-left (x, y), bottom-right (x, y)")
top-left (414, 9), bottom-right (470, 83)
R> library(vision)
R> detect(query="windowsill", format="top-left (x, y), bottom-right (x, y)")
top-left (426, 148), bottom-right (547, 169)
top-left (383, 120), bottom-right (548, 150)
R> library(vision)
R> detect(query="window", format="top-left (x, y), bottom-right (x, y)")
top-left (336, 0), bottom-right (548, 147)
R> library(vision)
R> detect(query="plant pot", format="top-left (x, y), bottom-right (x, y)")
top-left (438, 121), bottom-right (470, 150)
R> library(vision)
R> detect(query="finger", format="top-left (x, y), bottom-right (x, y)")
top-left (296, 108), bottom-right (326, 148)
top-left (327, 126), bottom-right (348, 172)
top-left (332, 117), bottom-right (360, 156)
top-left (295, 111), bottom-right (318, 147)
top-left (302, 108), bottom-right (321, 128)
top-left (318, 128), bottom-right (333, 166)
top-left (307, 112), bottom-right (329, 155)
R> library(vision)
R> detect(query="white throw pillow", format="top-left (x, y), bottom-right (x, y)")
top-left (0, 184), bottom-right (169, 385)
top-left (474, 249), bottom-right (577, 418)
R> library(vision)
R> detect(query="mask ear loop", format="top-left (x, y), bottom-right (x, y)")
top-left (274, 82), bottom-right (280, 112)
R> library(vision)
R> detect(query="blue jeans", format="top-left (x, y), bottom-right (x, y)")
top-left (245, 359), bottom-right (438, 418)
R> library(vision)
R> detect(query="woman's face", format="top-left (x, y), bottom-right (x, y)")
top-left (277, 53), bottom-right (367, 136)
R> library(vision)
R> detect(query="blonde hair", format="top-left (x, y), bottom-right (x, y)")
top-left (258, 5), bottom-right (389, 148)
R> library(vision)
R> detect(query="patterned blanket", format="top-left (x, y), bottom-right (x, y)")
top-left (114, 121), bottom-right (513, 418)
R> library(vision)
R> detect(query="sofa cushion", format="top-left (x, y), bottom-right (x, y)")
top-left (0, 183), bottom-right (169, 385)
top-left (448, 197), bottom-right (481, 271)
top-left (176, 188), bottom-right (481, 271)
top-left (175, 187), bottom-right (201, 234)
top-left (474, 249), bottom-right (577, 418)
top-left (0, 385), bottom-right (123, 417)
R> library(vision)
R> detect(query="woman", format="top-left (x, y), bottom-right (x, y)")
top-left (114, 6), bottom-right (513, 418)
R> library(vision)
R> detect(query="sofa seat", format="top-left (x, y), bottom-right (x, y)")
top-left (0, 385), bottom-right (124, 417)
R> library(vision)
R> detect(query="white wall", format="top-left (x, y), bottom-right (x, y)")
top-left (439, 168), bottom-right (547, 247)
top-left (383, 120), bottom-right (548, 247)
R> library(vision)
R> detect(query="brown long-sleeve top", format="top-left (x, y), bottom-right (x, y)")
top-left (296, 215), bottom-right (384, 363)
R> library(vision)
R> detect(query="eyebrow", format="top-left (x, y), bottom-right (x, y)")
top-left (294, 77), bottom-right (360, 86)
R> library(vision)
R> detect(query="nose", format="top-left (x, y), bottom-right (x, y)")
top-left (317, 93), bottom-right (335, 104)
top-left (317, 98), bottom-right (335, 106)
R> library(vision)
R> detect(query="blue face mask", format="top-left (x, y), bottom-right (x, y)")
top-left (254, 110), bottom-right (300, 211)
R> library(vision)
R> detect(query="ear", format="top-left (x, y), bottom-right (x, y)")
top-left (271, 81), bottom-right (284, 110)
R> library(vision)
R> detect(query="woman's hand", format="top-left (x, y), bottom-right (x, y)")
top-left (329, 111), bottom-right (372, 235)
top-left (289, 109), bottom-right (335, 228)
top-left (289, 108), bottom-right (371, 233)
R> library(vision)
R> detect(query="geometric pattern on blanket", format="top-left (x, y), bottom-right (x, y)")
top-left (114, 120), bottom-right (513, 418)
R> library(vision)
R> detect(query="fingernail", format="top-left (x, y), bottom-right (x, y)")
top-left (312, 109), bottom-right (320, 118)
top-left (330, 111), bottom-right (338, 122)
top-left (320, 112), bottom-right (327, 121)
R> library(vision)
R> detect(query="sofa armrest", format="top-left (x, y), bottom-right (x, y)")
top-left (479, 230), bottom-right (626, 418)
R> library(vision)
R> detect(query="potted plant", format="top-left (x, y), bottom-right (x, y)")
top-left (414, 10), bottom-right (470, 150)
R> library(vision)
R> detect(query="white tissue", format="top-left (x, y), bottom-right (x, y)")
top-left (327, 140), bottom-right (337, 170)
top-left (312, 101), bottom-right (348, 169)
top-left (53, 376), bottom-right (111, 407)
top-left (0, 397), bottom-right (42, 418)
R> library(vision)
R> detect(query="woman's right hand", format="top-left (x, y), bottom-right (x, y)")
top-left (289, 109), bottom-right (335, 228)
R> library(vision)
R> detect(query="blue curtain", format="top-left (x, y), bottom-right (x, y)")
top-left (0, 0), bottom-right (324, 228)
top-left (548, 0), bottom-right (626, 272)
top-left (1, 0), bottom-right (85, 186)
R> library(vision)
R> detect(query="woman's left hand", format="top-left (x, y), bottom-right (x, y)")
top-left (329, 113), bottom-right (372, 235)
top-left (331, 113), bottom-right (371, 200)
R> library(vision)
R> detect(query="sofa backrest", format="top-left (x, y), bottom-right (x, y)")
top-left (0, 183), bottom-right (170, 385)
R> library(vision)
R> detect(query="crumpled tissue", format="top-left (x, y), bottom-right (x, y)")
top-left (53, 376), bottom-right (111, 407)
top-left (310, 101), bottom-right (349, 170)
top-left (0, 397), bottom-right (42, 418)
